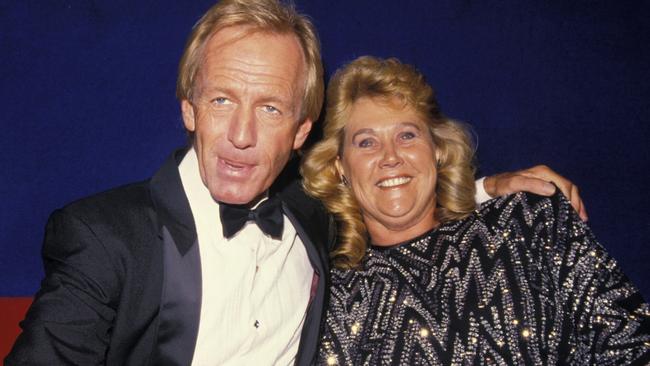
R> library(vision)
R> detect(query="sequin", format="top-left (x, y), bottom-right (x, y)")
top-left (316, 192), bottom-right (650, 365)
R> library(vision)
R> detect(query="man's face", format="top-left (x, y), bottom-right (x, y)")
top-left (182, 26), bottom-right (312, 204)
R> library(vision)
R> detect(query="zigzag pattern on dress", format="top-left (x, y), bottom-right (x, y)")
top-left (317, 192), bottom-right (650, 365)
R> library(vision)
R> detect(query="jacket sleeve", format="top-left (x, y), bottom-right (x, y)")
top-left (6, 209), bottom-right (122, 365)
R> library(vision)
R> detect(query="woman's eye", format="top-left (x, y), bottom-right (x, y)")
top-left (358, 138), bottom-right (375, 148)
top-left (400, 131), bottom-right (416, 140)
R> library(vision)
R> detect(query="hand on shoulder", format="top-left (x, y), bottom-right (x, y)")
top-left (483, 164), bottom-right (588, 221)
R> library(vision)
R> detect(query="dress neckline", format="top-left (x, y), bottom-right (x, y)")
top-left (369, 225), bottom-right (440, 252)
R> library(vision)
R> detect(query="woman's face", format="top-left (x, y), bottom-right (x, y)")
top-left (336, 97), bottom-right (439, 245)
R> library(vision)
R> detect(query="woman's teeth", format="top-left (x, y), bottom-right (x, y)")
top-left (377, 176), bottom-right (411, 188)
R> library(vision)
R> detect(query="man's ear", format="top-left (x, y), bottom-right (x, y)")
top-left (292, 118), bottom-right (313, 150)
top-left (181, 100), bottom-right (196, 132)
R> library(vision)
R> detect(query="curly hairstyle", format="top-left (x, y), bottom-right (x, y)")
top-left (301, 56), bottom-right (477, 269)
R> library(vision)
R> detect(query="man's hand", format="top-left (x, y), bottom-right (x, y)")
top-left (484, 165), bottom-right (588, 221)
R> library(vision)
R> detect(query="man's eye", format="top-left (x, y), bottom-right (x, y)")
top-left (262, 105), bottom-right (280, 114)
top-left (213, 97), bottom-right (231, 105)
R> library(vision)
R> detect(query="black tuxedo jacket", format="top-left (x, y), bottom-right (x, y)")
top-left (7, 149), bottom-right (333, 365)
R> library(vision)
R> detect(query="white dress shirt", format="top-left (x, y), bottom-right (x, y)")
top-left (179, 149), bottom-right (313, 366)
top-left (474, 176), bottom-right (492, 204)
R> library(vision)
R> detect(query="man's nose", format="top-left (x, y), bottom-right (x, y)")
top-left (227, 107), bottom-right (257, 149)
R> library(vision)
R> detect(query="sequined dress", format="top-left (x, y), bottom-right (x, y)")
top-left (317, 192), bottom-right (650, 365)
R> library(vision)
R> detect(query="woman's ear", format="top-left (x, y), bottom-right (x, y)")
top-left (335, 157), bottom-right (348, 185)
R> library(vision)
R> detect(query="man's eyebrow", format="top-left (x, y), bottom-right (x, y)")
top-left (259, 95), bottom-right (292, 107)
top-left (196, 85), bottom-right (232, 98)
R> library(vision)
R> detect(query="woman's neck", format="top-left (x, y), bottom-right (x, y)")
top-left (366, 216), bottom-right (439, 247)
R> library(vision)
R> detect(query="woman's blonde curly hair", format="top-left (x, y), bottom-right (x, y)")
top-left (302, 56), bottom-right (477, 269)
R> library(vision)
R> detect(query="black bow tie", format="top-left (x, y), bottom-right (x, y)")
top-left (219, 197), bottom-right (284, 240)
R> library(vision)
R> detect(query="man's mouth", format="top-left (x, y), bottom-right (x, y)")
top-left (376, 176), bottom-right (412, 188)
top-left (217, 157), bottom-right (255, 177)
top-left (221, 158), bottom-right (247, 170)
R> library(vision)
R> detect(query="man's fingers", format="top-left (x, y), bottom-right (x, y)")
top-left (523, 165), bottom-right (570, 189)
top-left (498, 175), bottom-right (555, 197)
top-left (514, 176), bottom-right (555, 197)
top-left (485, 165), bottom-right (589, 222)
top-left (549, 175), bottom-right (572, 199)
top-left (570, 184), bottom-right (588, 221)
top-left (579, 204), bottom-right (588, 222)
top-left (534, 175), bottom-right (588, 221)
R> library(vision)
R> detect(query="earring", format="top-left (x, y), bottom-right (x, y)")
top-left (340, 175), bottom-right (349, 186)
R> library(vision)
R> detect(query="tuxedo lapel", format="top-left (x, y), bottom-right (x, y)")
top-left (281, 202), bottom-right (328, 278)
top-left (149, 148), bottom-right (202, 365)
top-left (150, 149), bottom-right (197, 254)
top-left (278, 181), bottom-right (332, 366)
top-left (282, 203), bottom-right (328, 366)
top-left (152, 227), bottom-right (201, 365)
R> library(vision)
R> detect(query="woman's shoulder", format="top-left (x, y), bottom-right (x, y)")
top-left (472, 189), bottom-right (588, 270)
top-left (476, 188), bottom-right (574, 231)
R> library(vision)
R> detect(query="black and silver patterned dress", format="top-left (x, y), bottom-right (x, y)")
top-left (317, 192), bottom-right (650, 365)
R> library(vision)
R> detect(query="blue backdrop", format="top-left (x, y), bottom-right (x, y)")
top-left (1, 1), bottom-right (649, 298)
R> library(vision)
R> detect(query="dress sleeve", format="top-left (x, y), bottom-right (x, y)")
top-left (6, 209), bottom-right (121, 365)
top-left (547, 191), bottom-right (650, 364)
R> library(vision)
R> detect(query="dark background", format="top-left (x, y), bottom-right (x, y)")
top-left (1, 1), bottom-right (648, 298)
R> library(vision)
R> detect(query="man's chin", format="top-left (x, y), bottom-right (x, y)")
top-left (209, 186), bottom-right (262, 206)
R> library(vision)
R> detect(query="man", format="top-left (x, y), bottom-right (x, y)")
top-left (6, 0), bottom-right (585, 365)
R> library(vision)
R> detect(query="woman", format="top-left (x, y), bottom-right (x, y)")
top-left (302, 56), bottom-right (650, 365)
